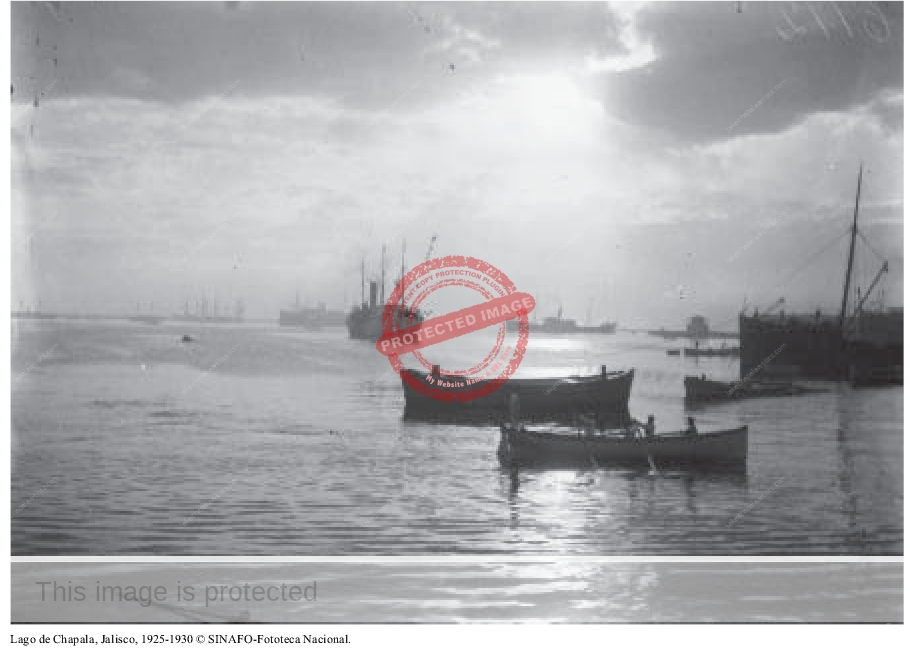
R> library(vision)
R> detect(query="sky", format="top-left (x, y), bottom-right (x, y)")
top-left (10, 1), bottom-right (904, 328)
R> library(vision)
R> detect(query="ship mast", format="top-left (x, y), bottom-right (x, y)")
top-left (839, 163), bottom-right (863, 329)
top-left (400, 238), bottom-right (406, 283)
top-left (380, 243), bottom-right (386, 304)
top-left (361, 259), bottom-right (365, 306)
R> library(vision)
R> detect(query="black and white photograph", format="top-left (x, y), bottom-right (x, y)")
top-left (8, 0), bottom-right (904, 630)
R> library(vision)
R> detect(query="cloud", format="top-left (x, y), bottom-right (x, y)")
top-left (605, 1), bottom-right (903, 143)
top-left (11, 2), bottom-right (902, 324)
top-left (420, 13), bottom-right (502, 66)
top-left (586, 2), bottom-right (656, 73)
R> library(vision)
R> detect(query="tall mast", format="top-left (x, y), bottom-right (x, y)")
top-left (380, 244), bottom-right (386, 304)
top-left (839, 163), bottom-right (863, 328)
top-left (401, 238), bottom-right (406, 283)
top-left (361, 259), bottom-right (365, 306)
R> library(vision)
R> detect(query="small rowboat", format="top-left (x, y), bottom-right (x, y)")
top-left (498, 423), bottom-right (748, 468)
top-left (683, 346), bottom-right (740, 357)
top-left (684, 375), bottom-right (827, 403)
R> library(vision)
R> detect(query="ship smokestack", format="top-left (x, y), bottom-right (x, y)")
top-left (370, 281), bottom-right (379, 309)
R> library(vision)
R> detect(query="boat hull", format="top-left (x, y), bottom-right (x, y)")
top-left (401, 369), bottom-right (634, 426)
top-left (847, 363), bottom-right (903, 387)
top-left (345, 307), bottom-right (383, 341)
top-left (845, 320), bottom-right (903, 385)
top-left (346, 305), bottom-right (423, 342)
top-left (739, 313), bottom-right (843, 379)
top-left (739, 311), bottom-right (903, 382)
top-left (683, 347), bottom-right (739, 357)
top-left (498, 424), bottom-right (748, 468)
top-left (505, 320), bottom-right (617, 334)
top-left (683, 376), bottom-right (826, 402)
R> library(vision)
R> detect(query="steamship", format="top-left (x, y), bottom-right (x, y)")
top-left (280, 289), bottom-right (345, 329)
top-left (346, 246), bottom-right (423, 342)
top-left (505, 306), bottom-right (617, 334)
top-left (738, 165), bottom-right (902, 384)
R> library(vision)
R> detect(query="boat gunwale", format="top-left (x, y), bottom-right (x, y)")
top-left (502, 424), bottom-right (748, 446)
top-left (403, 368), bottom-right (633, 387)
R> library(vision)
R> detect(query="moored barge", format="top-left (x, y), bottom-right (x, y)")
top-left (738, 165), bottom-right (902, 383)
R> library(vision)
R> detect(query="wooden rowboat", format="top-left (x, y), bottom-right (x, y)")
top-left (683, 346), bottom-right (740, 357)
top-left (684, 375), bottom-right (827, 403)
top-left (498, 423), bottom-right (748, 468)
top-left (401, 367), bottom-right (634, 427)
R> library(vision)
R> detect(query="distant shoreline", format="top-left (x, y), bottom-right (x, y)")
top-left (11, 313), bottom-right (741, 337)
top-left (646, 328), bottom-right (739, 339)
top-left (10, 312), bottom-right (279, 324)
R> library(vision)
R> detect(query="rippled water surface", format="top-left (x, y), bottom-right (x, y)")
top-left (11, 319), bottom-right (903, 554)
top-left (11, 562), bottom-right (902, 623)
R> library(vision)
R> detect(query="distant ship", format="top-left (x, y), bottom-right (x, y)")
top-left (127, 302), bottom-right (165, 325)
top-left (346, 245), bottom-right (423, 342)
top-left (280, 306), bottom-right (346, 329)
top-left (649, 315), bottom-right (738, 340)
top-left (12, 311), bottom-right (58, 320)
top-left (127, 314), bottom-right (166, 325)
top-left (279, 290), bottom-right (345, 329)
top-left (739, 164), bottom-right (902, 384)
top-left (346, 282), bottom-right (424, 341)
top-left (174, 314), bottom-right (237, 324)
top-left (173, 297), bottom-right (244, 324)
top-left (683, 345), bottom-right (739, 358)
top-left (506, 307), bottom-right (616, 334)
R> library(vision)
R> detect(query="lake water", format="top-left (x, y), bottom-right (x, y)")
top-left (11, 319), bottom-right (903, 555)
top-left (11, 561), bottom-right (902, 623)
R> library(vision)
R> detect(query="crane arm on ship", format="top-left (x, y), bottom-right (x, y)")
top-left (851, 261), bottom-right (889, 321)
top-left (763, 297), bottom-right (786, 315)
top-left (425, 234), bottom-right (437, 262)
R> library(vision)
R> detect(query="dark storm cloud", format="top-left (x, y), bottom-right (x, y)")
top-left (12, 2), bottom-right (630, 109)
top-left (12, 2), bottom-right (445, 106)
top-left (13, 2), bottom-right (900, 142)
top-left (606, 2), bottom-right (903, 143)
top-left (11, 2), bottom-right (903, 320)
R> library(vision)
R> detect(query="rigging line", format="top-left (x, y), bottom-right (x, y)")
top-left (715, 226), bottom-right (852, 329)
top-left (856, 230), bottom-right (887, 264)
top-left (770, 225), bottom-right (852, 294)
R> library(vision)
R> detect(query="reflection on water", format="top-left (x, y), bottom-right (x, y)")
top-left (498, 465), bottom-right (749, 553)
top-left (11, 319), bottom-right (903, 554)
top-left (11, 562), bottom-right (902, 623)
